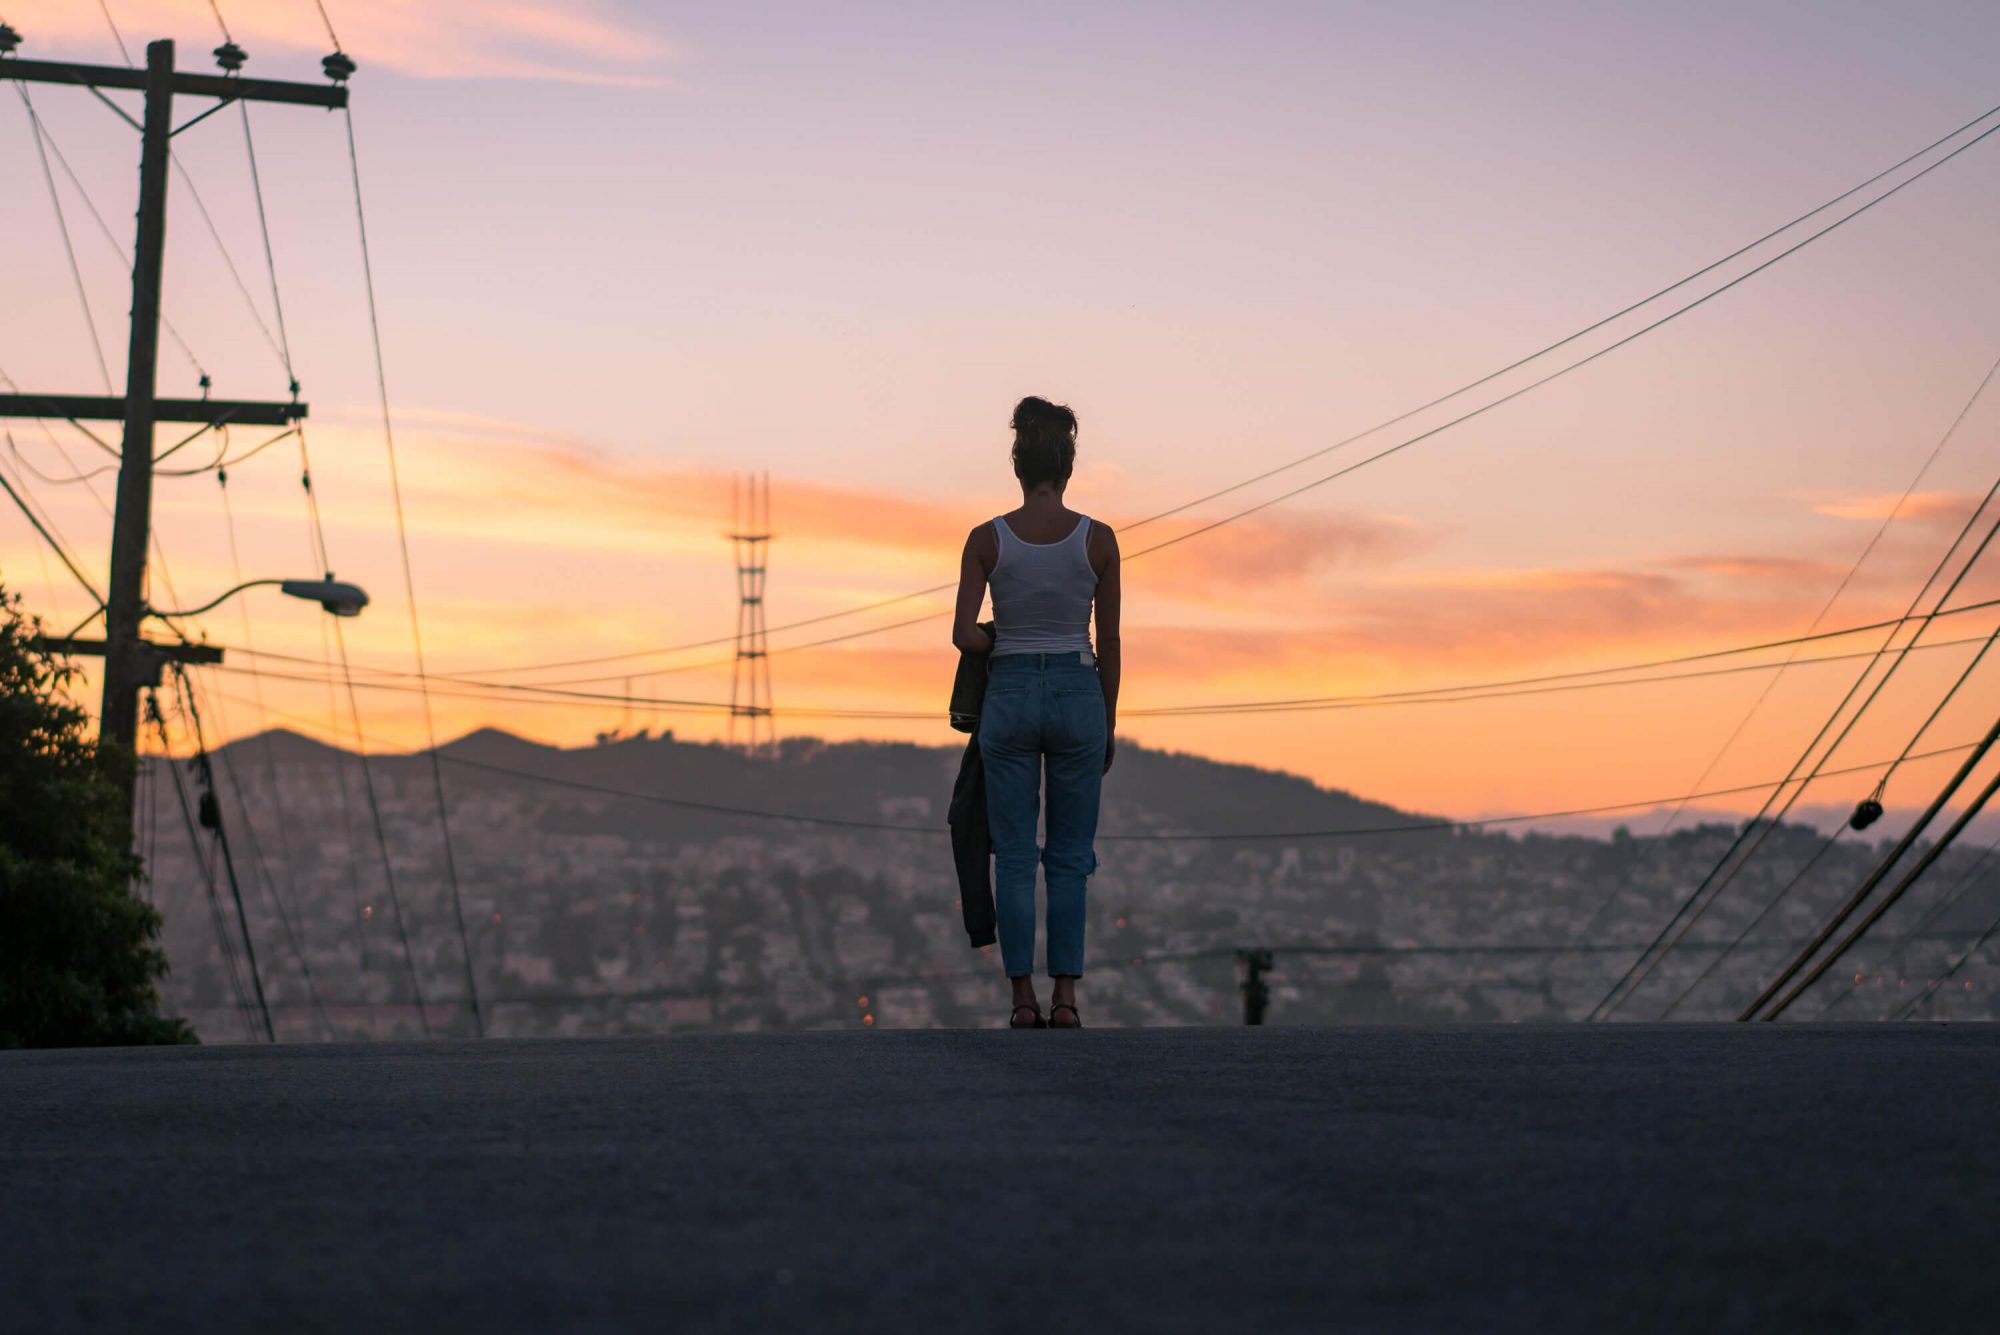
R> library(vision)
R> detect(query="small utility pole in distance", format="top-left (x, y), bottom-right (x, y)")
top-left (1239, 948), bottom-right (1273, 1025)
top-left (0, 31), bottom-right (348, 830)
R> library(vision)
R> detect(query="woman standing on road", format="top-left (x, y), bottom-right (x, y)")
top-left (953, 396), bottom-right (1121, 1029)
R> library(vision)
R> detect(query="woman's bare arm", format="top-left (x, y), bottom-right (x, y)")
top-left (952, 524), bottom-right (996, 655)
top-left (1092, 523), bottom-right (1121, 773)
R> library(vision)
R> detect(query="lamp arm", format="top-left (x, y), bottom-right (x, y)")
top-left (146, 579), bottom-right (283, 620)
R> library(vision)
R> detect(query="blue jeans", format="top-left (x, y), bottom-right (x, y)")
top-left (978, 652), bottom-right (1106, 979)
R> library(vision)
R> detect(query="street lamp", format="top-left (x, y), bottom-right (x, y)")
top-left (146, 576), bottom-right (370, 620)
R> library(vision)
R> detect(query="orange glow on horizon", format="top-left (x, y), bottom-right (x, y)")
top-left (5, 3), bottom-right (1998, 823)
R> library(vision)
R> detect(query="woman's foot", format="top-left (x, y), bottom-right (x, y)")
top-left (1048, 1002), bottom-right (1082, 1028)
top-left (1009, 1002), bottom-right (1046, 1028)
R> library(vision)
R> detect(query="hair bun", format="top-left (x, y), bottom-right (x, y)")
top-left (1011, 395), bottom-right (1078, 488)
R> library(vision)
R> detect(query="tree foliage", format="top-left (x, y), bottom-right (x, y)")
top-left (0, 584), bottom-right (193, 1047)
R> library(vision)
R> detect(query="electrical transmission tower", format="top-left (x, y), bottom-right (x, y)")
top-left (729, 473), bottom-right (776, 755)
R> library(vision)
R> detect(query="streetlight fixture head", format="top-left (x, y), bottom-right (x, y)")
top-left (280, 578), bottom-right (370, 617)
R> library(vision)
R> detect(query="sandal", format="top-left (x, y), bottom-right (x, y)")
top-left (1009, 1002), bottom-right (1047, 1029)
top-left (1048, 1002), bottom-right (1083, 1029)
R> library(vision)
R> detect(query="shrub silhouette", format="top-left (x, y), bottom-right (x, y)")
top-left (0, 584), bottom-right (193, 1048)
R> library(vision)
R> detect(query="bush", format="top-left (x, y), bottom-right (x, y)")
top-left (0, 585), bottom-right (194, 1047)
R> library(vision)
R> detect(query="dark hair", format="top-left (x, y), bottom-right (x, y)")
top-left (1011, 396), bottom-right (1078, 488)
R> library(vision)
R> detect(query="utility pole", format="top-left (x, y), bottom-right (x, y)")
top-left (0, 30), bottom-right (348, 826)
top-left (1239, 948), bottom-right (1273, 1025)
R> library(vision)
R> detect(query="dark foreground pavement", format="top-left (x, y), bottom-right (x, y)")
top-left (5, 1026), bottom-right (1998, 1334)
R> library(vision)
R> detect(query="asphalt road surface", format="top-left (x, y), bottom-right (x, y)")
top-left (6, 1025), bottom-right (1997, 1333)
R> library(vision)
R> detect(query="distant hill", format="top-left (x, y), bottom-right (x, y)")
top-left (215, 725), bottom-right (1980, 851)
top-left (215, 726), bottom-right (1442, 846)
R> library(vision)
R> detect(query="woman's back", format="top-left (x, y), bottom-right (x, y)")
top-left (951, 394), bottom-right (1121, 1025)
top-left (988, 510), bottom-right (1096, 657)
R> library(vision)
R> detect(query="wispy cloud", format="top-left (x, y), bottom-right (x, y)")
top-left (374, 423), bottom-right (1428, 611)
top-left (1812, 490), bottom-right (1985, 528)
top-left (10, 0), bottom-right (681, 86)
top-left (1132, 511), bottom-right (1427, 601)
top-left (1661, 554), bottom-right (1849, 583)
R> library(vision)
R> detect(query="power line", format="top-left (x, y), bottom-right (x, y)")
top-left (94, 0), bottom-right (132, 65)
top-left (1813, 832), bottom-right (2000, 1019)
top-left (1732, 710), bottom-right (2000, 1021)
top-left (11, 84), bottom-right (208, 384)
top-left (1720, 514), bottom-right (2000, 1021)
top-left (205, 669), bottom-right (332, 1038)
top-left (211, 469), bottom-right (331, 1037)
top-left (275, 427), bottom-right (435, 1035)
top-left (1891, 856), bottom-right (2000, 1018)
top-left (465, 110), bottom-right (2000, 677)
top-left (169, 151), bottom-right (290, 377)
top-left (5, 430), bottom-right (119, 486)
top-left (495, 592), bottom-right (2000, 696)
top-left (234, 92), bottom-right (294, 377)
top-left (169, 665), bottom-right (275, 1041)
top-left (1596, 348), bottom-right (2000, 1018)
top-left (146, 687), bottom-right (261, 1041)
top-left (328, 615), bottom-right (433, 1037)
top-left (432, 100), bottom-right (2000, 682)
top-left (1558, 346), bottom-right (2000, 999)
top-left (1127, 130), bottom-right (2000, 576)
top-left (18, 86), bottom-right (114, 393)
top-left (310, 0), bottom-right (343, 52)
top-left (201, 617), bottom-right (2000, 728)
top-left (294, 436), bottom-right (372, 971)
top-left (1759, 737), bottom-right (2000, 1019)
top-left (1593, 445), bottom-right (2000, 1019)
top-left (156, 426), bottom-right (297, 477)
top-left (95, 0), bottom-right (297, 383)
top-left (341, 100), bottom-right (482, 1036)
top-left (0, 464), bottom-right (105, 607)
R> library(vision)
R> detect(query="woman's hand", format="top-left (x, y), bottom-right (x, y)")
top-left (1103, 730), bottom-right (1117, 774)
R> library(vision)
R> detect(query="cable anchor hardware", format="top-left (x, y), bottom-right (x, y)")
top-left (323, 51), bottom-right (356, 84)
top-left (1849, 797), bottom-right (1885, 831)
top-left (0, 24), bottom-right (21, 56)
top-left (213, 41), bottom-right (247, 74)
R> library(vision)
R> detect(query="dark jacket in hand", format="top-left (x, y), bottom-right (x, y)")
top-left (946, 622), bottom-right (996, 948)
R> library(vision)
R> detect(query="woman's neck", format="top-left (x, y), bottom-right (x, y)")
top-left (1019, 486), bottom-right (1066, 509)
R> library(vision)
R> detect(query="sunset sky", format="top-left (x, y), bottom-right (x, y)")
top-left (4, 0), bottom-right (2000, 822)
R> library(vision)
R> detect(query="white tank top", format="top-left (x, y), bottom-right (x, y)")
top-left (989, 514), bottom-right (1097, 657)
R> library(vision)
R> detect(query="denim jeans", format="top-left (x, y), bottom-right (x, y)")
top-left (978, 652), bottom-right (1106, 979)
